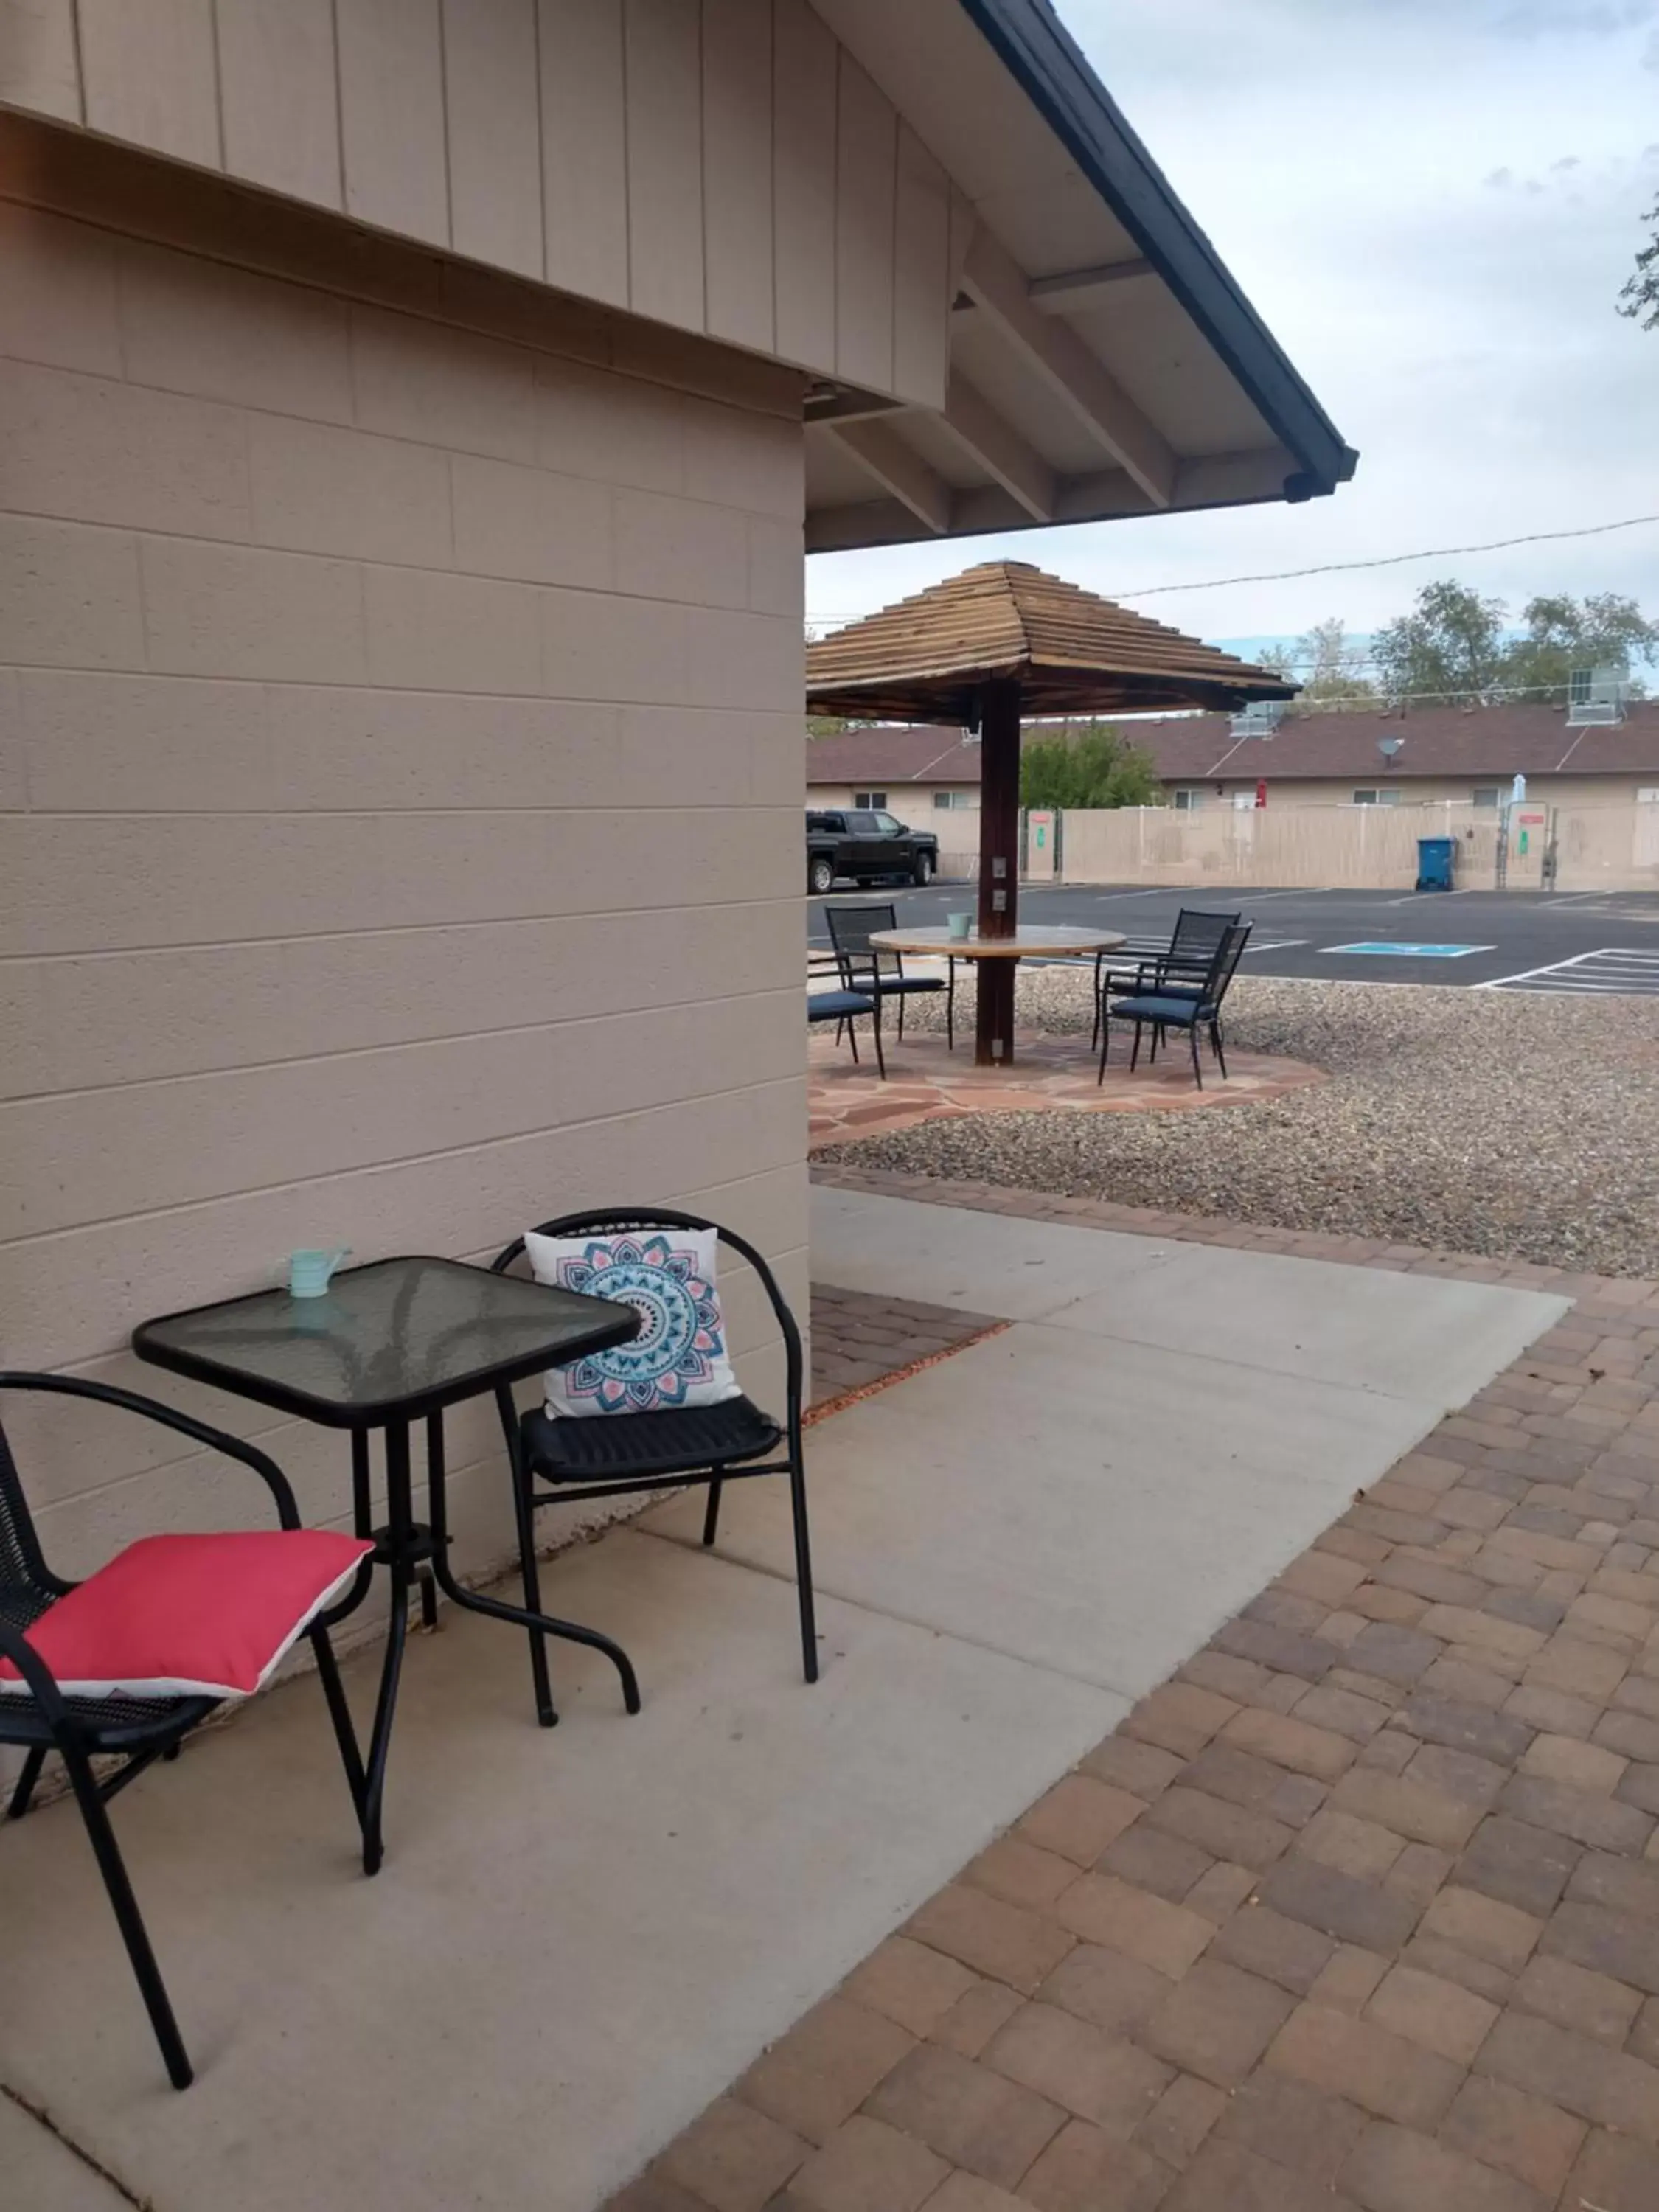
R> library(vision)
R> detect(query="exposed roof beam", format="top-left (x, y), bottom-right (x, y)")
top-left (1029, 258), bottom-right (1156, 310)
top-left (940, 375), bottom-right (1054, 522)
top-left (822, 419), bottom-right (952, 535)
top-left (806, 497), bottom-right (938, 554)
top-left (960, 227), bottom-right (1176, 507)
top-left (806, 445), bottom-right (1301, 552)
top-left (804, 390), bottom-right (905, 425)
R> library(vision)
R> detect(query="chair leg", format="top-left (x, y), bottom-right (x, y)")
top-left (307, 1626), bottom-right (367, 1818)
top-left (1130, 1020), bottom-right (1142, 1073)
top-left (60, 1736), bottom-right (193, 2090)
top-left (870, 1006), bottom-right (886, 1079)
top-left (1096, 1011), bottom-right (1110, 1087)
top-left (6, 1743), bottom-right (46, 1820)
top-left (1189, 1024), bottom-right (1203, 1090)
top-left (701, 1476), bottom-right (724, 1547)
top-left (510, 1452), bottom-right (557, 1729)
top-left (1091, 959), bottom-right (1103, 1053)
top-left (896, 992), bottom-right (905, 1041)
top-left (1211, 1020), bottom-right (1228, 1080)
top-left (946, 959), bottom-right (955, 1051)
top-left (787, 1455), bottom-right (819, 1683)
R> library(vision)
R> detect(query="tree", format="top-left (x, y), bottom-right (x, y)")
top-left (1501, 593), bottom-right (1659, 703)
top-left (1290, 617), bottom-right (1377, 709)
top-left (1019, 722), bottom-right (1161, 810)
top-left (1372, 580), bottom-right (1509, 706)
top-left (807, 714), bottom-right (850, 737)
top-left (1618, 198), bottom-right (1658, 331)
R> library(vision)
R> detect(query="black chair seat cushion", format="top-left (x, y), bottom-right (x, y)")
top-left (1107, 992), bottom-right (1212, 1027)
top-left (522, 1394), bottom-right (783, 1483)
top-left (0, 1684), bottom-right (216, 1753)
top-left (872, 975), bottom-right (945, 996)
top-left (807, 990), bottom-right (876, 1023)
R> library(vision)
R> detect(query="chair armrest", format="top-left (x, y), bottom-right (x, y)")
top-left (0, 1372), bottom-right (302, 1531)
top-left (0, 1613), bottom-right (69, 1728)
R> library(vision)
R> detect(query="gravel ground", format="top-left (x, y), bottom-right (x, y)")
top-left (819, 972), bottom-right (1659, 1276)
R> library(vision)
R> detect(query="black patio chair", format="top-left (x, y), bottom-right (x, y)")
top-left (1091, 907), bottom-right (1242, 1051)
top-left (826, 903), bottom-right (953, 1047)
top-left (0, 1374), bottom-right (364, 2090)
top-left (1099, 921), bottom-right (1253, 1090)
top-left (491, 1209), bottom-right (816, 1721)
top-left (808, 950), bottom-right (885, 1076)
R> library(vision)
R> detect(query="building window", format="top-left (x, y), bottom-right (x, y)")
top-left (1471, 788), bottom-right (1501, 809)
top-left (933, 790), bottom-right (975, 810)
top-left (854, 790), bottom-right (887, 810)
top-left (1172, 789), bottom-right (1203, 811)
top-left (1639, 788), bottom-right (1659, 804)
top-left (1352, 788), bottom-right (1402, 807)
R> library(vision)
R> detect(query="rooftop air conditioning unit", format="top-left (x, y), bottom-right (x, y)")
top-left (1567, 664), bottom-right (1628, 728)
top-left (1229, 700), bottom-right (1287, 740)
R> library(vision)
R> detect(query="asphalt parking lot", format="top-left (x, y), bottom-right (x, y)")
top-left (808, 883), bottom-right (1659, 992)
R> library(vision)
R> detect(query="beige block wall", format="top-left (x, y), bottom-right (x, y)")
top-left (0, 139), bottom-right (810, 1604)
top-left (1059, 797), bottom-right (1659, 893)
top-left (1188, 776), bottom-right (1655, 811)
top-left (0, 0), bottom-right (953, 401)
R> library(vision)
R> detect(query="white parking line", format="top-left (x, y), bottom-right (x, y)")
top-left (1481, 948), bottom-right (1659, 995)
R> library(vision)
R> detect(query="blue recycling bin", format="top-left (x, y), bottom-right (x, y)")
top-left (1416, 836), bottom-right (1456, 892)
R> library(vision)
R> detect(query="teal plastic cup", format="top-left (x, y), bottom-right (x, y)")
top-left (289, 1248), bottom-right (350, 1298)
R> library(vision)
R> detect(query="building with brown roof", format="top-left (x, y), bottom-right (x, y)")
top-left (807, 700), bottom-right (1659, 817)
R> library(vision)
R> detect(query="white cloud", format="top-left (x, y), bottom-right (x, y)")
top-left (810, 0), bottom-right (1659, 641)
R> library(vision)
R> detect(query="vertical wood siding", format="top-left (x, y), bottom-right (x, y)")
top-left (0, 0), bottom-right (950, 400)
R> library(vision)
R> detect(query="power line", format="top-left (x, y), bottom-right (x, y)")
top-left (804, 510), bottom-right (1659, 627)
top-left (1110, 512), bottom-right (1659, 600)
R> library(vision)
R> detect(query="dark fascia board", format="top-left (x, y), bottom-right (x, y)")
top-left (956, 0), bottom-right (1359, 498)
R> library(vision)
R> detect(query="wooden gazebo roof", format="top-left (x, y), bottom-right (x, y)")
top-left (805, 560), bottom-right (1297, 725)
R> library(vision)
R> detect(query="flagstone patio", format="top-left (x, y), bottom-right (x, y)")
top-left (808, 1026), bottom-right (1326, 1150)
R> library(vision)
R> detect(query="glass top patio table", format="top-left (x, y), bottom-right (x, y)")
top-left (133, 1255), bottom-right (639, 1427)
top-left (133, 1256), bottom-right (643, 1877)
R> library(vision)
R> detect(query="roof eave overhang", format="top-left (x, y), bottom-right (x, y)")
top-left (954, 0), bottom-right (1358, 499)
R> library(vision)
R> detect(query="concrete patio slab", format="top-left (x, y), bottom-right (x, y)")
top-left (648, 1323), bottom-right (1466, 1696)
top-left (810, 1189), bottom-right (1568, 1400)
top-left (649, 1189), bottom-right (1568, 1694)
top-left (0, 1528), bottom-right (1119, 2212)
top-left (0, 2089), bottom-right (129, 2210)
top-left (807, 1184), bottom-right (1193, 1319)
top-left (1043, 1234), bottom-right (1566, 1402)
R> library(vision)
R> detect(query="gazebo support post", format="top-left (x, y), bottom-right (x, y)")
top-left (975, 678), bottom-right (1023, 1067)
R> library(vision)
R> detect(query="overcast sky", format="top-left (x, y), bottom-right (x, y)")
top-left (806, 0), bottom-right (1659, 653)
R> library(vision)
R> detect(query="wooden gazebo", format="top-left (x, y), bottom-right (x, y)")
top-left (806, 561), bottom-right (1295, 1064)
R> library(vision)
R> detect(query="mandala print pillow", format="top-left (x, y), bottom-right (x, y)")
top-left (525, 1227), bottom-right (742, 1418)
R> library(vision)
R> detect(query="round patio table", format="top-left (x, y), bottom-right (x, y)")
top-left (870, 925), bottom-right (1124, 1068)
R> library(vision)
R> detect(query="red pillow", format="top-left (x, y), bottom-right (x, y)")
top-left (0, 1531), bottom-right (372, 1702)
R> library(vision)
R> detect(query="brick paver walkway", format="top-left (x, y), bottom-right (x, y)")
top-left (810, 1287), bottom-right (1006, 1408)
top-left (610, 1170), bottom-right (1659, 2212)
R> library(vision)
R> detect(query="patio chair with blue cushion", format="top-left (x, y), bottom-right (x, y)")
top-left (1099, 920), bottom-right (1253, 1090)
top-left (1091, 906), bottom-right (1241, 1051)
top-left (808, 949), bottom-right (885, 1076)
top-left (490, 1208), bottom-right (817, 1722)
top-left (0, 1374), bottom-right (365, 2090)
top-left (826, 902), bottom-right (952, 1047)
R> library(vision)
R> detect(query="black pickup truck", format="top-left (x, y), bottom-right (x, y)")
top-left (807, 808), bottom-right (941, 894)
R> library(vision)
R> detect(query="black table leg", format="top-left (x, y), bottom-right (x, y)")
top-left (357, 1416), bottom-right (417, 1877)
top-left (422, 1412), bottom-right (642, 1715)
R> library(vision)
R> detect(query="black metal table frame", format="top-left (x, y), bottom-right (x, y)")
top-left (134, 1261), bottom-right (640, 1877)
